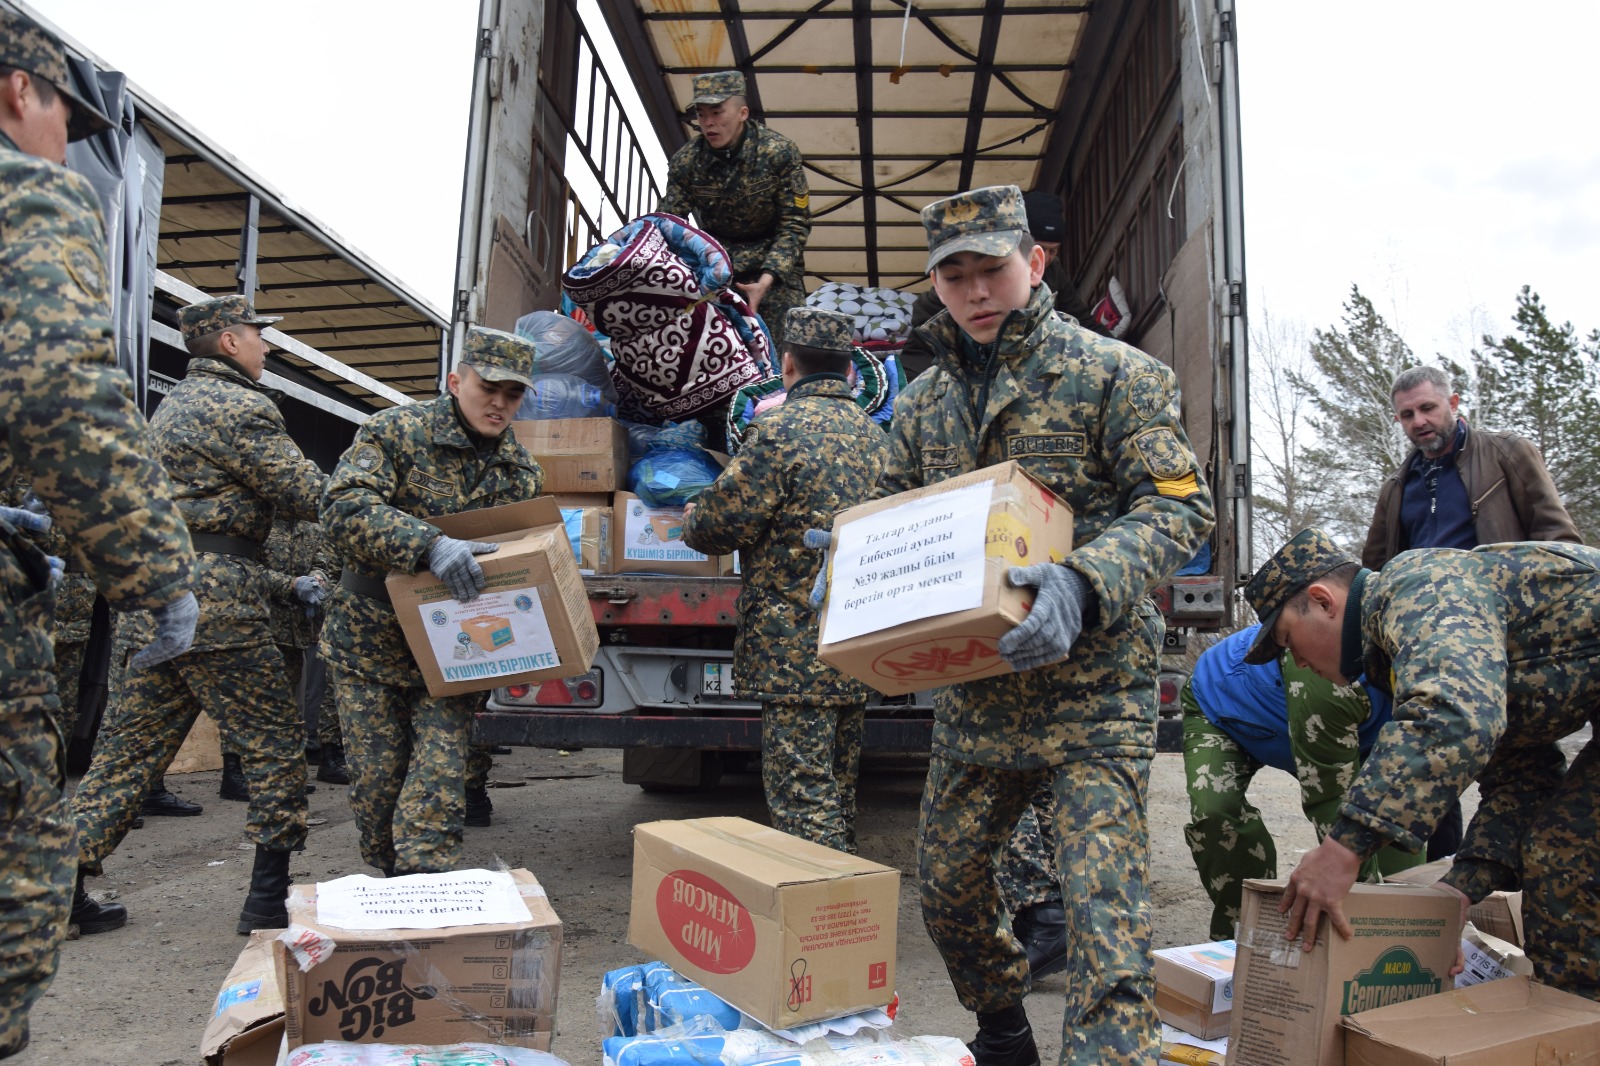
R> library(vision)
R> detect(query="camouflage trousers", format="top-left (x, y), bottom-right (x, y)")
top-left (1181, 697), bottom-right (1276, 942)
top-left (1522, 724), bottom-right (1600, 999)
top-left (300, 646), bottom-right (343, 749)
top-left (761, 700), bottom-right (865, 854)
top-left (467, 744), bottom-right (493, 793)
top-left (73, 643), bottom-right (309, 874)
top-left (998, 784), bottom-right (1061, 914)
top-left (920, 754), bottom-right (1156, 1066)
top-left (331, 668), bottom-right (479, 875)
top-left (50, 638), bottom-right (86, 743)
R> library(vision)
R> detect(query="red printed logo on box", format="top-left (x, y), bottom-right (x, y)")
top-left (868, 961), bottom-right (887, 989)
top-left (873, 637), bottom-right (1001, 681)
top-left (656, 869), bottom-right (757, 974)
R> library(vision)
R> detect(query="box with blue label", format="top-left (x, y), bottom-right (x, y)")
top-left (553, 493), bottom-right (613, 575)
top-left (202, 932), bottom-right (284, 1066)
top-left (612, 492), bottom-right (719, 577)
top-left (1154, 939), bottom-right (1235, 1040)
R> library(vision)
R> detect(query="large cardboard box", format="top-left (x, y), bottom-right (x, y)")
top-left (169, 709), bottom-right (224, 774)
top-left (628, 817), bottom-right (898, 1029)
top-left (817, 462), bottom-right (1074, 696)
top-left (1384, 858), bottom-right (1525, 946)
top-left (201, 933), bottom-right (284, 1066)
top-left (274, 869), bottom-right (561, 1052)
top-left (1343, 975), bottom-right (1600, 1065)
top-left (1227, 878), bottom-right (1461, 1066)
top-left (513, 418), bottom-right (628, 493)
top-left (386, 498), bottom-right (599, 698)
top-left (1153, 940), bottom-right (1235, 1040)
top-left (552, 493), bottom-right (613, 575)
top-left (612, 492), bottom-right (719, 577)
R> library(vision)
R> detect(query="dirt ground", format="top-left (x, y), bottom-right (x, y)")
top-left (14, 746), bottom-right (1422, 1065)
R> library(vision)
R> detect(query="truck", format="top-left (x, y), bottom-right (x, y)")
top-left (452, 0), bottom-right (1251, 787)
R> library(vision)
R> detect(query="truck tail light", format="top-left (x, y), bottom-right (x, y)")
top-left (1158, 671), bottom-right (1186, 714)
top-left (536, 681), bottom-right (574, 705)
top-left (494, 670), bottom-right (604, 709)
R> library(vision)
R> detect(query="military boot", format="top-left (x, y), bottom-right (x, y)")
top-left (236, 846), bottom-right (293, 934)
top-left (1013, 901), bottom-right (1068, 980)
top-left (968, 1005), bottom-right (1039, 1066)
top-left (465, 786), bottom-right (492, 828)
top-left (317, 742), bottom-right (350, 785)
top-left (142, 779), bottom-right (202, 816)
top-left (219, 752), bottom-right (249, 801)
top-left (70, 871), bottom-right (128, 935)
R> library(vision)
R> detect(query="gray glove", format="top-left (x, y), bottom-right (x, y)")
top-left (996, 564), bottom-right (1092, 672)
top-left (427, 535), bottom-right (499, 602)
top-left (803, 529), bottom-right (832, 610)
top-left (131, 591), bottom-right (200, 670)
top-left (293, 573), bottom-right (327, 608)
top-left (0, 502), bottom-right (50, 533)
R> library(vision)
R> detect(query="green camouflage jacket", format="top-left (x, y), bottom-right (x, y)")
top-left (1326, 543), bottom-right (1600, 902)
top-left (319, 393), bottom-right (543, 685)
top-left (883, 283), bottom-right (1215, 765)
top-left (682, 374), bottom-right (887, 704)
top-left (0, 133), bottom-right (193, 687)
top-left (148, 357), bottom-right (325, 651)
top-left (262, 517), bottom-right (338, 649)
top-left (658, 121), bottom-right (811, 287)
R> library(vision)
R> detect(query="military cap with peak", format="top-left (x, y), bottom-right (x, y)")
top-left (1242, 527), bottom-right (1358, 665)
top-left (179, 294), bottom-right (283, 343)
top-left (921, 184), bottom-right (1030, 272)
top-left (784, 307), bottom-right (855, 353)
top-left (0, 9), bottom-right (113, 141)
top-left (691, 70), bottom-right (745, 106)
top-left (460, 326), bottom-right (536, 388)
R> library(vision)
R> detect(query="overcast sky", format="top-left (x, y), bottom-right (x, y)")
top-left (27, 0), bottom-right (1600, 365)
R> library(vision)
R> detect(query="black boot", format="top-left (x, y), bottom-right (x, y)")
top-left (219, 752), bottom-right (249, 801)
top-left (142, 779), bottom-right (202, 816)
top-left (969, 1005), bottom-right (1039, 1066)
top-left (1013, 901), bottom-right (1068, 980)
top-left (465, 786), bottom-right (492, 828)
top-left (236, 846), bottom-right (293, 934)
top-left (70, 871), bottom-right (128, 935)
top-left (317, 742), bottom-right (350, 785)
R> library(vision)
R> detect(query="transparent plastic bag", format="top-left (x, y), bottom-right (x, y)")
top-left (514, 309), bottom-right (618, 404)
top-left (515, 373), bottom-right (618, 420)
top-left (628, 446), bottom-right (723, 508)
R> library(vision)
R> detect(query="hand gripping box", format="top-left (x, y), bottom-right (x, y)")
top-left (386, 498), bottom-right (599, 698)
top-left (1226, 879), bottom-right (1462, 1066)
top-left (512, 417), bottom-right (629, 493)
top-left (273, 869), bottom-right (561, 1053)
top-left (817, 461), bottom-right (1074, 696)
top-left (627, 817), bottom-right (898, 1029)
top-left (1343, 975), bottom-right (1600, 1065)
top-left (1153, 939), bottom-right (1235, 1040)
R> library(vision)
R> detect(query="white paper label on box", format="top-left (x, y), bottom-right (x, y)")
top-left (314, 870), bottom-right (531, 931)
top-left (622, 498), bottom-right (708, 562)
top-left (822, 480), bottom-right (991, 645)
top-left (414, 584), bottom-right (560, 684)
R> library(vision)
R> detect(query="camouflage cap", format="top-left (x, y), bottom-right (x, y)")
top-left (0, 10), bottom-right (113, 142)
top-left (691, 70), bottom-right (745, 106)
top-left (179, 294), bottom-right (283, 343)
top-left (784, 307), bottom-right (855, 353)
top-left (921, 184), bottom-right (1029, 272)
top-left (461, 326), bottom-right (536, 388)
top-left (1242, 527), bottom-right (1357, 665)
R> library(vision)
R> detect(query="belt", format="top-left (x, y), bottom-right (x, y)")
top-left (190, 533), bottom-right (264, 562)
top-left (339, 570), bottom-right (391, 602)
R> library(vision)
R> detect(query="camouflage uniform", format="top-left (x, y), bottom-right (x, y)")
top-left (682, 308), bottom-right (887, 853)
top-left (889, 186), bottom-right (1214, 1064)
top-left (321, 331), bottom-right (542, 875)
top-left (995, 786), bottom-right (1059, 914)
top-left (659, 73), bottom-right (812, 341)
top-left (72, 312), bottom-right (325, 877)
top-left (0, 19), bottom-right (193, 1052)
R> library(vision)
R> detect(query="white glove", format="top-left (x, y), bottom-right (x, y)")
top-left (996, 564), bottom-right (1092, 672)
top-left (427, 536), bottom-right (499, 602)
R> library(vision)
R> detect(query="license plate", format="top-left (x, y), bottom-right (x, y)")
top-left (702, 663), bottom-right (733, 696)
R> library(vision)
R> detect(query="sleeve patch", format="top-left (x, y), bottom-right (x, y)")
top-left (351, 445), bottom-right (383, 471)
top-left (1133, 427), bottom-right (1192, 480)
top-left (61, 238), bottom-right (107, 304)
top-left (794, 193), bottom-right (810, 210)
top-left (1153, 472), bottom-right (1201, 499)
top-left (1127, 372), bottom-right (1171, 422)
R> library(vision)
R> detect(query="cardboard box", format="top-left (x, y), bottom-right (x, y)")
top-left (612, 492), bottom-right (719, 577)
top-left (1455, 923), bottom-right (1534, 988)
top-left (628, 817), bottom-right (898, 1028)
top-left (201, 933), bottom-right (284, 1066)
top-left (1153, 940), bottom-right (1235, 1040)
top-left (552, 493), bottom-right (613, 575)
top-left (169, 709), bottom-right (223, 774)
top-left (386, 498), bottom-right (599, 698)
top-left (513, 418), bottom-right (628, 493)
top-left (1343, 975), bottom-right (1600, 1065)
top-left (274, 869), bottom-right (561, 1052)
top-left (1227, 878), bottom-right (1461, 1066)
top-left (1384, 858), bottom-right (1525, 946)
top-left (817, 462), bottom-right (1074, 696)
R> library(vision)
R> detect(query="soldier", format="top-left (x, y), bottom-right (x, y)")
top-left (320, 327), bottom-right (543, 876)
top-left (1182, 622), bottom-right (1421, 942)
top-left (0, 12), bottom-right (197, 1055)
top-left (69, 294), bottom-right (326, 936)
top-left (871, 185), bottom-right (1214, 1066)
top-left (681, 307), bottom-right (887, 852)
top-left (1247, 529), bottom-right (1600, 1001)
top-left (658, 70), bottom-right (811, 341)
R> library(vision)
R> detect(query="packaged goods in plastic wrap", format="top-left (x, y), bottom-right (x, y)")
top-left (1153, 940), bottom-right (1235, 1041)
top-left (513, 309), bottom-right (617, 404)
top-left (281, 1043), bottom-right (570, 1066)
top-left (628, 447), bottom-right (724, 508)
top-left (515, 374), bottom-right (617, 420)
top-left (805, 283), bottom-right (917, 344)
top-left (604, 1024), bottom-right (970, 1066)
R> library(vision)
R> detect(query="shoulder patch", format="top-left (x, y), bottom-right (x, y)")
top-left (61, 238), bottom-right (107, 304)
top-left (1133, 426), bottom-right (1192, 480)
top-left (350, 445), bottom-right (383, 472)
top-left (1127, 372), bottom-right (1171, 422)
top-left (793, 193), bottom-right (810, 210)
